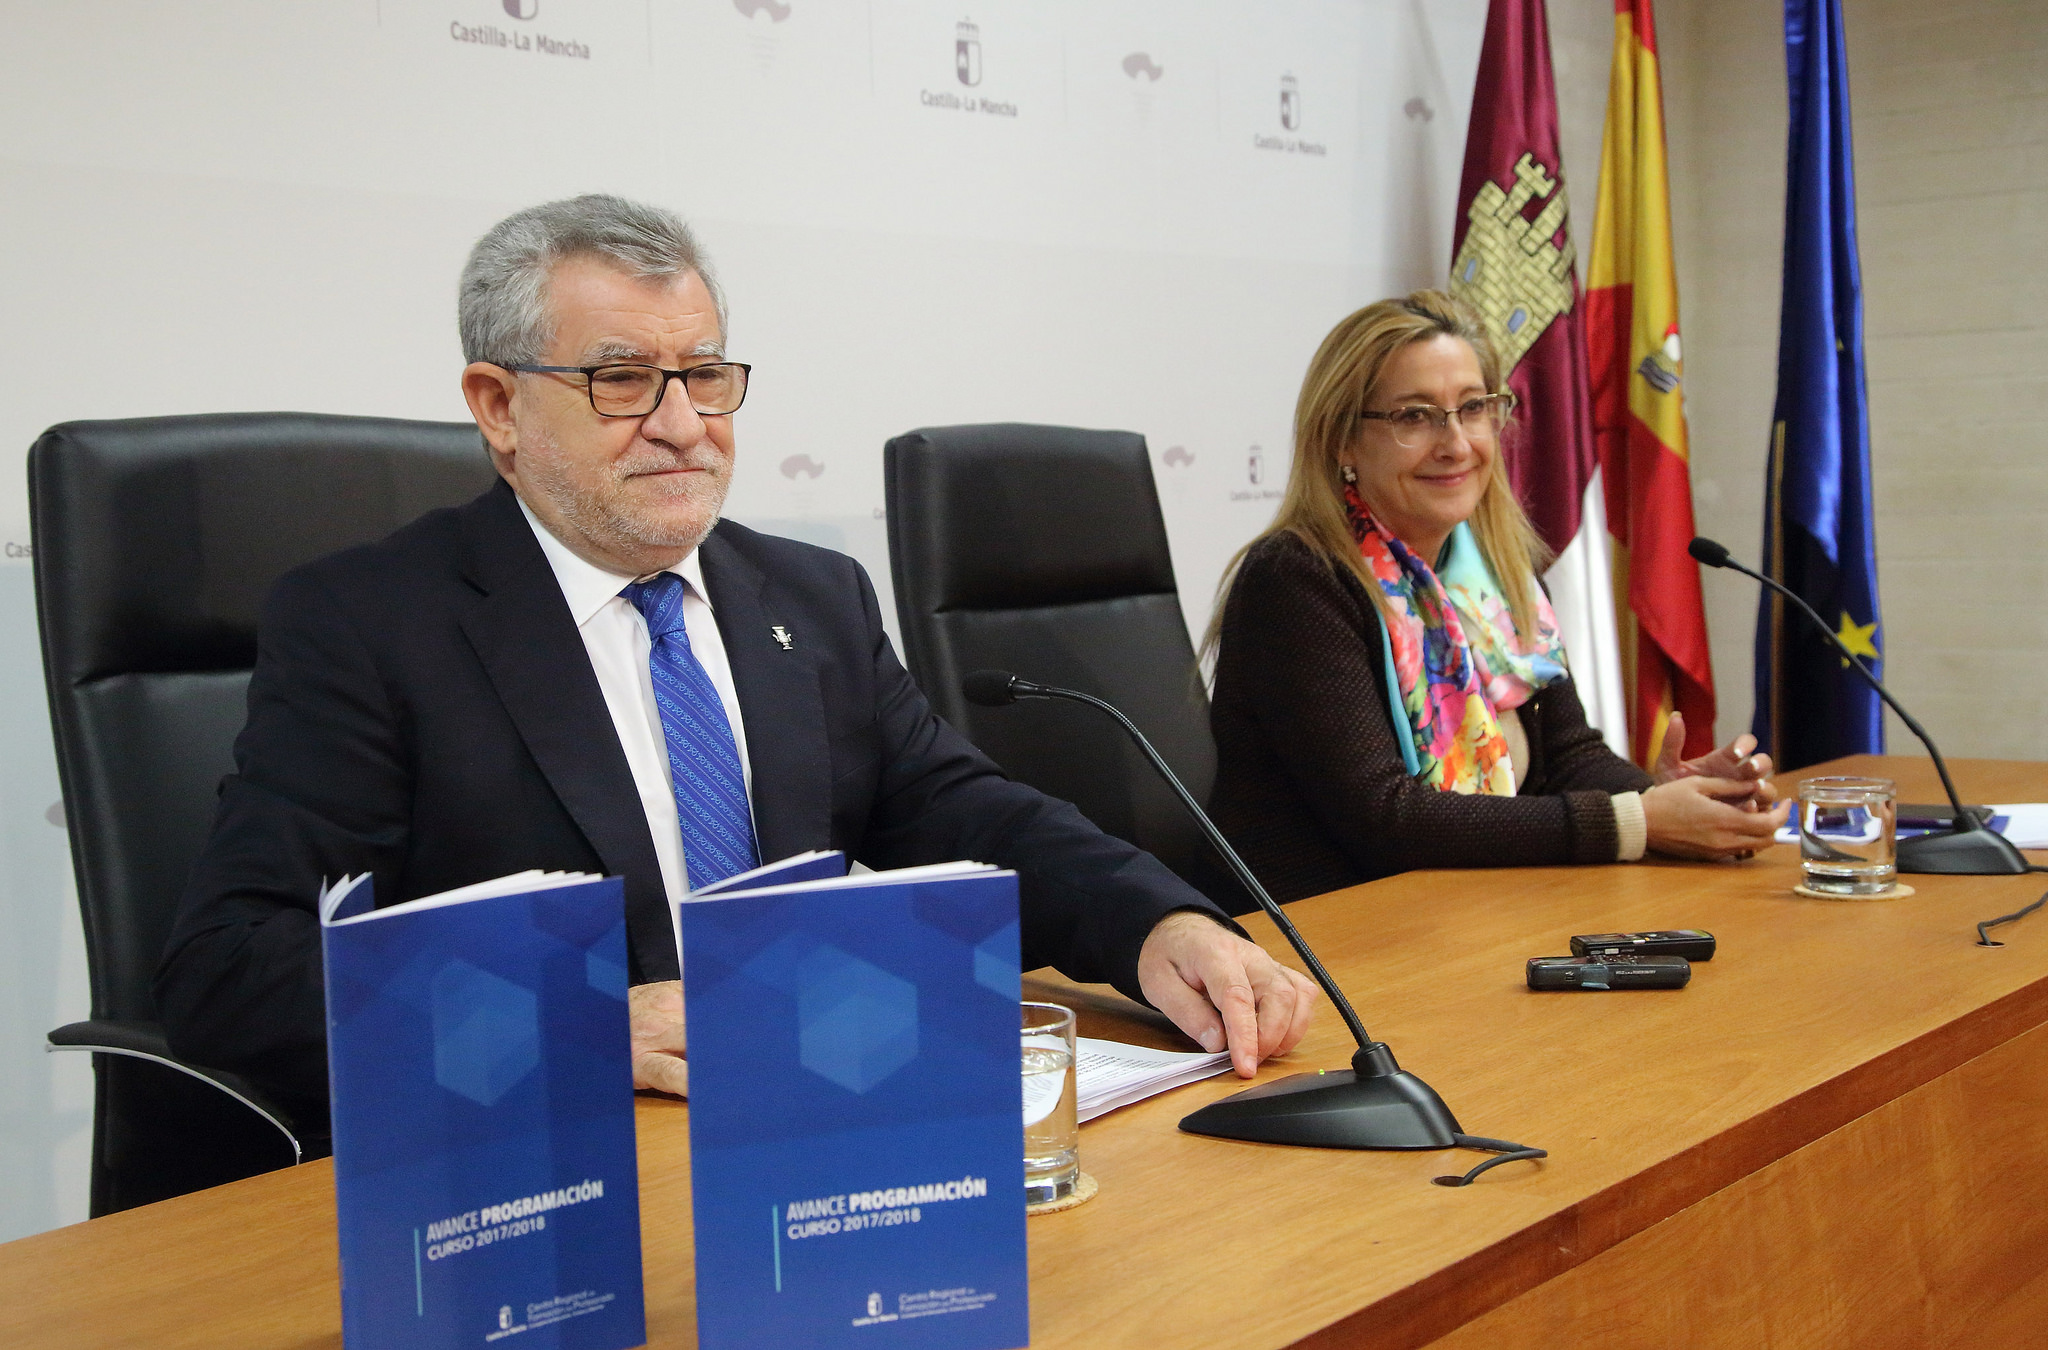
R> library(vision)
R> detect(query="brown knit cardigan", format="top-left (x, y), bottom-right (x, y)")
top-left (1207, 530), bottom-right (1655, 904)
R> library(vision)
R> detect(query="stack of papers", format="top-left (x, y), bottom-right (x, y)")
top-left (1989, 804), bottom-right (2048, 848)
top-left (1075, 1037), bottom-right (1233, 1123)
top-left (1774, 807), bottom-right (2039, 847)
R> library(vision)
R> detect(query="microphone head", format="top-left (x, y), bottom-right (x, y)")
top-left (961, 670), bottom-right (1021, 707)
top-left (1688, 537), bottom-right (1732, 569)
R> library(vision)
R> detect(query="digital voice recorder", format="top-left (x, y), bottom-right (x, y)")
top-left (1568, 929), bottom-right (1716, 961)
top-left (1526, 955), bottom-right (1692, 991)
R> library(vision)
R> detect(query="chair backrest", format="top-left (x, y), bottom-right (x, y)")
top-left (30, 412), bottom-right (497, 1023)
top-left (884, 423), bottom-right (1232, 898)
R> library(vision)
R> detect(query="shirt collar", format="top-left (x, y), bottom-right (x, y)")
top-left (515, 493), bottom-right (713, 628)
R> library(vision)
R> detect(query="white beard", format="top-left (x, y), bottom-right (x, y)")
top-left (518, 422), bottom-right (732, 566)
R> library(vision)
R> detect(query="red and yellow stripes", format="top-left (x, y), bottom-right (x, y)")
top-left (1585, 0), bottom-right (1716, 765)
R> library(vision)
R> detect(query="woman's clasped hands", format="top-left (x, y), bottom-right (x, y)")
top-left (1640, 712), bottom-right (1791, 860)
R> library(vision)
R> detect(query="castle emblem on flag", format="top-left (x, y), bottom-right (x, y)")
top-left (1449, 152), bottom-right (1576, 374)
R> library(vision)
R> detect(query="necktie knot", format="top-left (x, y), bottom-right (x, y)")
top-left (624, 572), bottom-right (690, 642)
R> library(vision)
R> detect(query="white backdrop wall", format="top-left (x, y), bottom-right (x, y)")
top-left (0, 0), bottom-right (1528, 1237)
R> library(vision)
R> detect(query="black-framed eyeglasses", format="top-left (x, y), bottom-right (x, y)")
top-left (504, 361), bottom-right (752, 418)
top-left (1357, 393), bottom-right (1516, 449)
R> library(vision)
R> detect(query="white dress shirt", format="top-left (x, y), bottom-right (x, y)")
top-left (518, 498), bottom-right (757, 908)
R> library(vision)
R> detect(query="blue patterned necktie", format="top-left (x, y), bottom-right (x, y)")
top-left (622, 572), bottom-right (758, 891)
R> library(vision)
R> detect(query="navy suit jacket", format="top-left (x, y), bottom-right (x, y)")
top-left (156, 480), bottom-right (1225, 1109)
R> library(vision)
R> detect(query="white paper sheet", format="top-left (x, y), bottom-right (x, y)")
top-left (1075, 1037), bottom-right (1233, 1123)
top-left (1988, 804), bottom-right (2048, 849)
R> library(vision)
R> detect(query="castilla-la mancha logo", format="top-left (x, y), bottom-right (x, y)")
top-left (1231, 445), bottom-right (1281, 502)
top-left (920, 16), bottom-right (1012, 117)
top-left (1254, 74), bottom-right (1323, 156)
top-left (955, 19), bottom-right (981, 86)
top-left (454, 0), bottom-right (586, 58)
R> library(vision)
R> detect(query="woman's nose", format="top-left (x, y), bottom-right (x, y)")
top-left (1433, 419), bottom-right (1476, 457)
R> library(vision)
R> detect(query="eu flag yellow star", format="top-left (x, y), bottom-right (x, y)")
top-left (1836, 611), bottom-right (1879, 668)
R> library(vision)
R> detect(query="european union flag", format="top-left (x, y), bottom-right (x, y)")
top-left (1752, 0), bottom-right (1882, 770)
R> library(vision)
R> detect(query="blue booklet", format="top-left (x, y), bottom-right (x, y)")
top-left (678, 861), bottom-right (1028, 1349)
top-left (687, 848), bottom-right (851, 897)
top-left (320, 870), bottom-right (647, 1350)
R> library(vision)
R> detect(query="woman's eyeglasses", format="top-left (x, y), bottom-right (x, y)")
top-left (1357, 393), bottom-right (1516, 449)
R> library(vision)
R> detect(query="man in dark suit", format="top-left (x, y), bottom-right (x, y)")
top-left (156, 195), bottom-right (1315, 1120)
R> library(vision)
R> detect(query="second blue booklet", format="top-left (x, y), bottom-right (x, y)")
top-left (679, 860), bottom-right (1028, 1349)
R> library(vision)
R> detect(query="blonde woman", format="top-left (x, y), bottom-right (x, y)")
top-left (1204, 291), bottom-right (1786, 903)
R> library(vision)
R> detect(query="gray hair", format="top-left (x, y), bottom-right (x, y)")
top-left (458, 194), bottom-right (726, 366)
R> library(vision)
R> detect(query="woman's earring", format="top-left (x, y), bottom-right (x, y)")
top-left (1340, 464), bottom-right (1357, 484)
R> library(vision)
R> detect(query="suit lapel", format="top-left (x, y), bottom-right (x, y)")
top-left (700, 527), bottom-right (831, 862)
top-left (454, 483), bottom-right (673, 977)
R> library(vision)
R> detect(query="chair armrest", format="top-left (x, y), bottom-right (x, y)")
top-left (48, 1018), bottom-right (175, 1056)
top-left (48, 1019), bottom-right (306, 1163)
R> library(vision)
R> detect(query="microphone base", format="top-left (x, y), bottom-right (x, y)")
top-left (1898, 827), bottom-right (2032, 876)
top-left (1178, 1043), bottom-right (1462, 1151)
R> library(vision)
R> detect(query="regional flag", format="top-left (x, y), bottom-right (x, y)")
top-left (1752, 0), bottom-right (1882, 769)
top-left (1585, 0), bottom-right (1717, 765)
top-left (1449, 0), bottom-right (1629, 756)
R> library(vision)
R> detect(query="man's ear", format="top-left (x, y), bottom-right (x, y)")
top-left (461, 363), bottom-right (520, 474)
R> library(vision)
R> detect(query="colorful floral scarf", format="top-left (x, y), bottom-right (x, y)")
top-left (1345, 486), bottom-right (1569, 794)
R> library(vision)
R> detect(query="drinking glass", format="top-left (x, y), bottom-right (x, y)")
top-left (1021, 1002), bottom-right (1078, 1204)
top-left (1799, 776), bottom-right (1898, 896)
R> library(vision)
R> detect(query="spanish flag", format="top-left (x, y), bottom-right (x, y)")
top-left (1585, 0), bottom-right (1716, 765)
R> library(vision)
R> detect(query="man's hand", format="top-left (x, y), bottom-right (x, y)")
top-left (1652, 712), bottom-right (1778, 810)
top-left (1136, 910), bottom-right (1318, 1078)
top-left (628, 979), bottom-right (689, 1097)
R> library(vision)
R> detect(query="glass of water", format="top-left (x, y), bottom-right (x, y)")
top-left (1799, 776), bottom-right (1898, 895)
top-left (1021, 1002), bottom-right (1078, 1204)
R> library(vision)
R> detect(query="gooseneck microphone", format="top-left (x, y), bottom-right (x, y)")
top-left (963, 671), bottom-right (1374, 1047)
top-left (1688, 537), bottom-right (2027, 875)
top-left (963, 669), bottom-right (1545, 1183)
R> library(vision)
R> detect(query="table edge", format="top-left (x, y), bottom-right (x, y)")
top-left (1286, 966), bottom-right (2048, 1350)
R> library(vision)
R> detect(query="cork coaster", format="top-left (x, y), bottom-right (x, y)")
top-left (1026, 1171), bottom-right (1098, 1215)
top-left (1792, 881), bottom-right (1915, 902)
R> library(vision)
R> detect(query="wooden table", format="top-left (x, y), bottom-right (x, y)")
top-left (5, 756), bottom-right (2047, 1349)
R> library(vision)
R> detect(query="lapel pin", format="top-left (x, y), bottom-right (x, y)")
top-left (770, 626), bottom-right (794, 650)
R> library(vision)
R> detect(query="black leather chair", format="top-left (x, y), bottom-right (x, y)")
top-left (31, 411), bottom-right (496, 1215)
top-left (884, 423), bottom-right (1248, 911)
